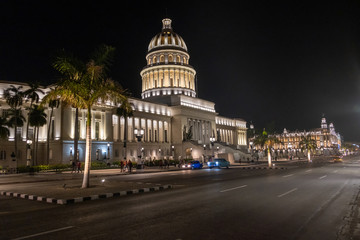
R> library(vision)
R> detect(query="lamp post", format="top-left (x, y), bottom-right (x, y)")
top-left (134, 128), bottom-right (144, 166)
top-left (171, 145), bottom-right (175, 159)
top-left (107, 143), bottom-right (110, 164)
top-left (26, 140), bottom-right (32, 166)
top-left (69, 146), bottom-right (73, 163)
top-left (210, 137), bottom-right (215, 157)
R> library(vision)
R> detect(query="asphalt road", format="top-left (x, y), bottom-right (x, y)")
top-left (1, 156), bottom-right (359, 240)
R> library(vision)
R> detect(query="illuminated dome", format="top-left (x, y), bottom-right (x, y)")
top-left (148, 18), bottom-right (188, 53)
top-left (141, 18), bottom-right (196, 101)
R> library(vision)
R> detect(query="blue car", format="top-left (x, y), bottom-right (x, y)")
top-left (207, 158), bottom-right (230, 169)
top-left (181, 160), bottom-right (203, 169)
top-left (190, 160), bottom-right (203, 169)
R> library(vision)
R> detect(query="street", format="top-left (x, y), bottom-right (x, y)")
top-left (1, 156), bottom-right (359, 240)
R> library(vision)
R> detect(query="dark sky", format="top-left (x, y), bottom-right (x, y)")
top-left (1, 1), bottom-right (360, 141)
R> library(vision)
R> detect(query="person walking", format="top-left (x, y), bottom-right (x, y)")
top-left (71, 161), bottom-right (76, 173)
top-left (76, 161), bottom-right (82, 173)
top-left (120, 160), bottom-right (124, 172)
top-left (128, 160), bottom-right (133, 173)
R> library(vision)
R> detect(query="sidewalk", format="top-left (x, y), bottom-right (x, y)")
top-left (0, 160), bottom-right (290, 205)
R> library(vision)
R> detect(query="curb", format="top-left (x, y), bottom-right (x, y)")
top-left (0, 184), bottom-right (173, 205)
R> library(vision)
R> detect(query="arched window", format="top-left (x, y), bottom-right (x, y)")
top-left (168, 55), bottom-right (173, 62)
top-left (160, 55), bottom-right (165, 63)
top-left (153, 56), bottom-right (157, 64)
top-left (176, 55), bottom-right (180, 63)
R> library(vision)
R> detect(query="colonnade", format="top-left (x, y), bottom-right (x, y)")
top-left (188, 118), bottom-right (212, 144)
top-left (113, 116), bottom-right (169, 144)
top-left (141, 67), bottom-right (195, 92)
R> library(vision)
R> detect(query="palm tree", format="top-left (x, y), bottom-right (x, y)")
top-left (0, 117), bottom-right (10, 139)
top-left (23, 82), bottom-right (44, 158)
top-left (28, 105), bottom-right (47, 165)
top-left (46, 99), bottom-right (59, 164)
top-left (253, 128), bottom-right (281, 167)
top-left (4, 85), bottom-right (24, 163)
top-left (44, 45), bottom-right (130, 188)
top-left (115, 101), bottom-right (133, 160)
top-left (299, 135), bottom-right (317, 162)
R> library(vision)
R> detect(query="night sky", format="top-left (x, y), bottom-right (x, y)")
top-left (1, 1), bottom-right (360, 141)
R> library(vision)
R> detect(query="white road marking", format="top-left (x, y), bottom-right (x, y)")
top-left (12, 226), bottom-right (74, 240)
top-left (305, 169), bottom-right (312, 173)
top-left (278, 188), bottom-right (298, 198)
top-left (220, 185), bottom-right (247, 193)
top-left (319, 175), bottom-right (327, 179)
top-left (333, 170), bottom-right (338, 173)
top-left (283, 174), bottom-right (294, 178)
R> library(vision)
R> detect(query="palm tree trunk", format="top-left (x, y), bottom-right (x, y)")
top-left (25, 101), bottom-right (34, 163)
top-left (46, 107), bottom-right (54, 165)
top-left (35, 126), bottom-right (39, 165)
top-left (123, 116), bottom-right (128, 160)
top-left (14, 125), bottom-right (17, 168)
top-left (74, 108), bottom-right (79, 163)
top-left (82, 107), bottom-right (92, 188)
top-left (267, 148), bottom-right (272, 167)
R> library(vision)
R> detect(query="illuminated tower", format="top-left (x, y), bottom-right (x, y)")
top-left (140, 18), bottom-right (197, 101)
top-left (321, 117), bottom-right (327, 129)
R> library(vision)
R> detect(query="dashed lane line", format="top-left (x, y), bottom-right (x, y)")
top-left (220, 185), bottom-right (248, 193)
top-left (278, 188), bottom-right (298, 198)
top-left (12, 226), bottom-right (74, 240)
top-left (319, 175), bottom-right (327, 179)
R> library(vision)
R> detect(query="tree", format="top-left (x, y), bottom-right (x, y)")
top-left (0, 117), bottom-right (10, 139)
top-left (4, 85), bottom-right (25, 163)
top-left (44, 45), bottom-right (130, 188)
top-left (46, 99), bottom-right (59, 164)
top-left (23, 82), bottom-right (45, 161)
top-left (253, 128), bottom-right (281, 167)
top-left (28, 105), bottom-right (47, 165)
top-left (299, 135), bottom-right (317, 162)
top-left (115, 101), bottom-right (133, 160)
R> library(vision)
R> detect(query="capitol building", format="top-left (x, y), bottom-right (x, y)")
top-left (0, 18), bottom-right (249, 169)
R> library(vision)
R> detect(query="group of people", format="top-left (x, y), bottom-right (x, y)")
top-left (71, 161), bottom-right (82, 173)
top-left (158, 159), bottom-right (170, 169)
top-left (119, 160), bottom-right (133, 173)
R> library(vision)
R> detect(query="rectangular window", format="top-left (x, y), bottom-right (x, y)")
top-left (95, 122), bottom-right (100, 140)
top-left (154, 130), bottom-right (157, 142)
top-left (16, 127), bottom-right (22, 138)
top-left (164, 129), bottom-right (168, 143)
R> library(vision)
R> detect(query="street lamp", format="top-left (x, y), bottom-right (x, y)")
top-left (171, 145), bottom-right (175, 158)
top-left (134, 128), bottom-right (144, 166)
top-left (26, 140), bottom-right (32, 166)
top-left (210, 137), bottom-right (215, 157)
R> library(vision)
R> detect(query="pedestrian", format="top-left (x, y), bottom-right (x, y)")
top-left (164, 159), bottom-right (167, 169)
top-left (120, 160), bottom-right (124, 172)
top-left (166, 159), bottom-right (170, 169)
top-left (128, 160), bottom-right (133, 173)
top-left (71, 161), bottom-right (76, 173)
top-left (159, 159), bottom-right (163, 169)
top-left (77, 161), bottom-right (82, 173)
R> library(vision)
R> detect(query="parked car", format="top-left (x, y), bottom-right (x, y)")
top-left (181, 160), bottom-right (203, 169)
top-left (207, 158), bottom-right (230, 169)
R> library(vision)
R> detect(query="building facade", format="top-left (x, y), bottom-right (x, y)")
top-left (249, 117), bottom-right (342, 157)
top-left (0, 18), bottom-right (248, 169)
